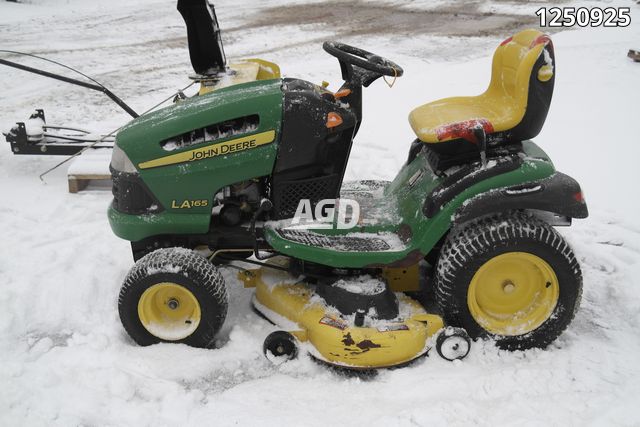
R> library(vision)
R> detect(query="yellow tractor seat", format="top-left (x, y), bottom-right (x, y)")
top-left (409, 29), bottom-right (555, 154)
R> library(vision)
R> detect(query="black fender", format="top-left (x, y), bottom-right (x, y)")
top-left (454, 171), bottom-right (588, 224)
top-left (424, 156), bottom-right (523, 218)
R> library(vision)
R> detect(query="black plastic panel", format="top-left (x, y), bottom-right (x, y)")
top-left (111, 167), bottom-right (163, 215)
top-left (423, 156), bottom-right (523, 217)
top-left (270, 78), bottom-right (358, 219)
top-left (454, 171), bottom-right (589, 223)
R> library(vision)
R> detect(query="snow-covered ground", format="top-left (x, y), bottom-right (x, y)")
top-left (1, 1), bottom-right (639, 425)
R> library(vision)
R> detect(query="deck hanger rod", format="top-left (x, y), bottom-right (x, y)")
top-left (0, 50), bottom-right (139, 118)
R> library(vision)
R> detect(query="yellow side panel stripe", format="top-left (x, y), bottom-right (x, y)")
top-left (138, 130), bottom-right (276, 169)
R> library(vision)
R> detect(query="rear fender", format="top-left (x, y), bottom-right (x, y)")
top-left (453, 171), bottom-right (588, 225)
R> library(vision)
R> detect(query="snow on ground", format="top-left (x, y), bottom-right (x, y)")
top-left (1, 0), bottom-right (639, 426)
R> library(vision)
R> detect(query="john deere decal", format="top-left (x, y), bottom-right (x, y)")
top-left (138, 130), bottom-right (275, 169)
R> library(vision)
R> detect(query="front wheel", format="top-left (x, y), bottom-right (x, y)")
top-left (434, 214), bottom-right (582, 350)
top-left (118, 248), bottom-right (228, 348)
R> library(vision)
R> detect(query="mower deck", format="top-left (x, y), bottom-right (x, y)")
top-left (240, 261), bottom-right (444, 369)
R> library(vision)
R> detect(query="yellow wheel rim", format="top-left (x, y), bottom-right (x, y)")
top-left (467, 252), bottom-right (559, 336)
top-left (137, 283), bottom-right (201, 341)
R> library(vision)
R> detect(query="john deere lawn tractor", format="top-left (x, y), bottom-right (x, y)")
top-left (108, 6), bottom-right (587, 368)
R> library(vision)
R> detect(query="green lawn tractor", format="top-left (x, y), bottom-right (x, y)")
top-left (111, 23), bottom-right (588, 369)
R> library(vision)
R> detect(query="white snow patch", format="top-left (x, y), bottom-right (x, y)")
top-left (24, 117), bottom-right (44, 140)
top-left (332, 275), bottom-right (387, 295)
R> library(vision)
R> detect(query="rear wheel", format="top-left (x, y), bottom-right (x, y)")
top-left (435, 213), bottom-right (582, 350)
top-left (119, 248), bottom-right (228, 348)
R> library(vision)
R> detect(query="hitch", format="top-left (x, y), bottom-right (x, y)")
top-left (4, 109), bottom-right (114, 156)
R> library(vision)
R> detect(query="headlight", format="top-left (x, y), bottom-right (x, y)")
top-left (110, 143), bottom-right (137, 174)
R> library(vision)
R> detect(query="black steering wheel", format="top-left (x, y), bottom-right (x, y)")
top-left (322, 41), bottom-right (403, 78)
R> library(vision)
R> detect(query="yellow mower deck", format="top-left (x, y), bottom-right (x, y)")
top-left (239, 266), bottom-right (444, 369)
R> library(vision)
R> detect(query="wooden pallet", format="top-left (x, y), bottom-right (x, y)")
top-left (67, 148), bottom-right (112, 193)
top-left (67, 173), bottom-right (111, 193)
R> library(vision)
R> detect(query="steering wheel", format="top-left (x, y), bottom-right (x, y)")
top-left (322, 41), bottom-right (403, 78)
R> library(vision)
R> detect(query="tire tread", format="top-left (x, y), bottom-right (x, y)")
top-left (434, 212), bottom-right (582, 350)
top-left (118, 248), bottom-right (228, 348)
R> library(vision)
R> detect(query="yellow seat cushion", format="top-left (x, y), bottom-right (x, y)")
top-left (409, 29), bottom-right (552, 144)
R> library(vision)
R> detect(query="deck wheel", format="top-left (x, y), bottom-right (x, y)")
top-left (263, 331), bottom-right (298, 363)
top-left (436, 327), bottom-right (471, 361)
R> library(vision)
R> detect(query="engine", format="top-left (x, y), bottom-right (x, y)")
top-left (213, 179), bottom-right (264, 226)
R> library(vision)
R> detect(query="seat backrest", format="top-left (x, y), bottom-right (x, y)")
top-left (485, 29), bottom-right (555, 142)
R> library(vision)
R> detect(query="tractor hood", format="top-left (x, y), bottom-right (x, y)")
top-left (109, 78), bottom-right (284, 240)
top-left (115, 78), bottom-right (283, 170)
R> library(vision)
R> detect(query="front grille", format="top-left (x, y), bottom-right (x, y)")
top-left (111, 167), bottom-right (162, 214)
